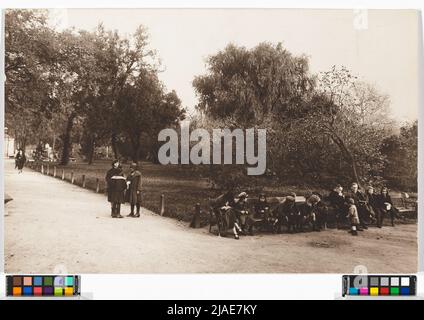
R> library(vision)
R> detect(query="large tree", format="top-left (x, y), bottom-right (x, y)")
top-left (116, 71), bottom-right (185, 162)
top-left (5, 9), bottom-right (57, 150)
top-left (193, 42), bottom-right (314, 127)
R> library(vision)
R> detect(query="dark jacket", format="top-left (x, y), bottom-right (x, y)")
top-left (15, 153), bottom-right (26, 169)
top-left (275, 200), bottom-right (299, 221)
top-left (254, 199), bottom-right (270, 218)
top-left (107, 175), bottom-right (127, 204)
top-left (366, 193), bottom-right (379, 212)
top-left (377, 193), bottom-right (393, 210)
top-left (346, 190), bottom-right (368, 207)
top-left (328, 190), bottom-right (345, 210)
top-left (127, 170), bottom-right (142, 205)
top-left (106, 168), bottom-right (124, 202)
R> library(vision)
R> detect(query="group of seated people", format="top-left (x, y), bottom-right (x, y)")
top-left (212, 182), bottom-right (400, 239)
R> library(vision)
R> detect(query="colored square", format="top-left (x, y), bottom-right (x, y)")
top-left (23, 287), bottom-right (32, 295)
top-left (349, 288), bottom-right (359, 295)
top-left (370, 287), bottom-right (379, 296)
top-left (380, 277), bottom-right (389, 286)
top-left (54, 276), bottom-right (64, 287)
top-left (370, 277), bottom-right (379, 286)
top-left (44, 277), bottom-right (53, 286)
top-left (23, 277), bottom-right (32, 286)
top-left (401, 277), bottom-right (410, 286)
top-left (380, 287), bottom-right (389, 295)
top-left (64, 288), bottom-right (73, 296)
top-left (359, 288), bottom-right (369, 295)
top-left (54, 287), bottom-right (63, 296)
top-left (390, 277), bottom-right (399, 286)
top-left (44, 287), bottom-right (54, 295)
top-left (65, 276), bottom-right (74, 286)
top-left (390, 288), bottom-right (399, 295)
top-left (13, 277), bottom-right (22, 286)
top-left (33, 287), bottom-right (42, 296)
top-left (33, 277), bottom-right (43, 286)
top-left (13, 287), bottom-right (22, 296)
top-left (401, 287), bottom-right (410, 295)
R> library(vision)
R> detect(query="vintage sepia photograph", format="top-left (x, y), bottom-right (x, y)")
top-left (3, 8), bottom-right (420, 273)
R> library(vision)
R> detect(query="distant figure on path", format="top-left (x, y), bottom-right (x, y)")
top-left (15, 149), bottom-right (26, 173)
top-left (105, 160), bottom-right (126, 218)
top-left (126, 162), bottom-right (142, 218)
top-left (377, 187), bottom-right (399, 227)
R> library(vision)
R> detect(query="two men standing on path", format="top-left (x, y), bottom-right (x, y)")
top-left (105, 160), bottom-right (142, 219)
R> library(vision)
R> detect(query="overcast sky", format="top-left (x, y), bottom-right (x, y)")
top-left (49, 8), bottom-right (420, 122)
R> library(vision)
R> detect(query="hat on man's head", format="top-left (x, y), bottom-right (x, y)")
top-left (308, 194), bottom-right (320, 204)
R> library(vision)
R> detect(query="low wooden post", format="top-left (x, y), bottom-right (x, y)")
top-left (61, 169), bottom-right (65, 180)
top-left (53, 166), bottom-right (57, 177)
top-left (160, 194), bottom-right (165, 216)
top-left (41, 164), bottom-right (44, 174)
top-left (46, 164), bottom-right (50, 175)
top-left (82, 174), bottom-right (86, 188)
top-left (190, 203), bottom-right (202, 228)
top-left (71, 172), bottom-right (74, 184)
top-left (96, 178), bottom-right (100, 193)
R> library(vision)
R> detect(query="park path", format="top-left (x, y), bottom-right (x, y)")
top-left (4, 159), bottom-right (418, 273)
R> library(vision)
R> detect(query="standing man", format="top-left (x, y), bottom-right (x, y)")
top-left (126, 162), bottom-right (143, 218)
top-left (328, 184), bottom-right (346, 228)
top-left (105, 160), bottom-right (125, 218)
top-left (377, 187), bottom-right (399, 227)
top-left (346, 182), bottom-right (370, 230)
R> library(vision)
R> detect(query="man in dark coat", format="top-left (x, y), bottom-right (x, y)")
top-left (377, 187), bottom-right (399, 227)
top-left (345, 182), bottom-right (370, 230)
top-left (328, 184), bottom-right (346, 228)
top-left (365, 186), bottom-right (379, 227)
top-left (253, 193), bottom-right (272, 232)
top-left (15, 149), bottom-right (26, 173)
top-left (126, 162), bottom-right (143, 218)
top-left (231, 192), bottom-right (252, 235)
top-left (105, 160), bottom-right (125, 218)
top-left (274, 194), bottom-right (299, 233)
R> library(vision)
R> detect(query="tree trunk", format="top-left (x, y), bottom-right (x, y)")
top-left (111, 133), bottom-right (119, 160)
top-left (52, 133), bottom-right (56, 156)
top-left (132, 141), bottom-right (140, 163)
top-left (349, 154), bottom-right (360, 185)
top-left (60, 112), bottom-right (76, 166)
top-left (329, 134), bottom-right (360, 184)
top-left (87, 135), bottom-right (96, 165)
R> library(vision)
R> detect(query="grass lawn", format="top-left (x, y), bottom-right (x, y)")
top-left (27, 159), bottom-right (328, 225)
top-left (27, 159), bottom-right (417, 225)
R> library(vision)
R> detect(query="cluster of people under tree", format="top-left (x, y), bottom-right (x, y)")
top-left (14, 149), bottom-right (26, 173)
top-left (105, 160), bottom-right (143, 219)
top-left (210, 182), bottom-right (401, 240)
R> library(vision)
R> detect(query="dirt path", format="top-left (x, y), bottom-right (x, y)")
top-left (4, 160), bottom-right (417, 273)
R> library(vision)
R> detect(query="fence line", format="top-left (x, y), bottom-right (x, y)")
top-left (24, 161), bottom-right (167, 216)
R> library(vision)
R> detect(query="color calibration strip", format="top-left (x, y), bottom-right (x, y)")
top-left (6, 275), bottom-right (80, 297)
top-left (342, 275), bottom-right (416, 297)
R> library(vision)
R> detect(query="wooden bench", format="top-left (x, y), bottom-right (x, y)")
top-left (390, 192), bottom-right (417, 219)
top-left (246, 196), bottom-right (306, 208)
top-left (208, 195), bottom-right (306, 236)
